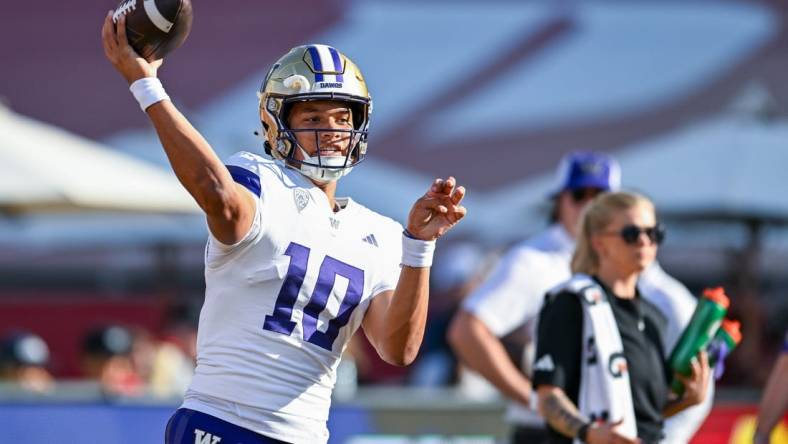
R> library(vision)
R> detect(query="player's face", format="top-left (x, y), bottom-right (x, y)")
top-left (593, 203), bottom-right (658, 275)
top-left (287, 101), bottom-right (354, 161)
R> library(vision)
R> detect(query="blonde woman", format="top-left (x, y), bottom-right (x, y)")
top-left (532, 192), bottom-right (709, 444)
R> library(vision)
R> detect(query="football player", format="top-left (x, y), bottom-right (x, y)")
top-left (448, 152), bottom-right (714, 444)
top-left (102, 14), bottom-right (466, 444)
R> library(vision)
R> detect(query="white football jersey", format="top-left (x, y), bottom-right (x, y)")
top-left (184, 151), bottom-right (403, 444)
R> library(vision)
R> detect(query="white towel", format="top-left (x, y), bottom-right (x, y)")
top-left (559, 274), bottom-right (639, 443)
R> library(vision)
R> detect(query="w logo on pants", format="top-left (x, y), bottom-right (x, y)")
top-left (194, 429), bottom-right (222, 444)
top-left (165, 408), bottom-right (281, 444)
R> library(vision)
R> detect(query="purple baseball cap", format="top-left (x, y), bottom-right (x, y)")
top-left (551, 151), bottom-right (621, 195)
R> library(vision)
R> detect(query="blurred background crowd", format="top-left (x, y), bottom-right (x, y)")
top-left (1, 0), bottom-right (787, 442)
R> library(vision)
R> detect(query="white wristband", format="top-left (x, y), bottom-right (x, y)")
top-left (129, 77), bottom-right (170, 112)
top-left (401, 231), bottom-right (436, 268)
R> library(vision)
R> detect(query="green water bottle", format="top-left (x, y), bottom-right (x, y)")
top-left (707, 319), bottom-right (742, 370)
top-left (669, 287), bottom-right (730, 395)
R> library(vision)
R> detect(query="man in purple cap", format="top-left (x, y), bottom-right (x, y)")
top-left (449, 151), bottom-right (712, 443)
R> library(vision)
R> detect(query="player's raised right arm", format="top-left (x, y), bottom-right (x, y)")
top-left (145, 101), bottom-right (256, 244)
top-left (101, 12), bottom-right (255, 244)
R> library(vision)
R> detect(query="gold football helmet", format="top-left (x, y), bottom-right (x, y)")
top-left (258, 44), bottom-right (372, 182)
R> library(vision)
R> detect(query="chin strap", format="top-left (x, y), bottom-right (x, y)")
top-left (293, 146), bottom-right (353, 182)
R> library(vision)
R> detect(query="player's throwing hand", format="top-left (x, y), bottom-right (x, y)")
top-left (101, 12), bottom-right (161, 84)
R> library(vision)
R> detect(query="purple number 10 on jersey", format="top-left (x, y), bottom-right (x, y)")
top-left (263, 242), bottom-right (365, 351)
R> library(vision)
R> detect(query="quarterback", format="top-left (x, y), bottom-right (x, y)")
top-left (102, 14), bottom-right (466, 444)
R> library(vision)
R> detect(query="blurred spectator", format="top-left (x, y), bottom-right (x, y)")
top-left (753, 330), bottom-right (788, 444)
top-left (150, 303), bottom-right (198, 398)
top-left (130, 326), bottom-right (194, 399)
top-left (0, 331), bottom-right (55, 394)
top-left (130, 328), bottom-right (158, 384)
top-left (81, 325), bottom-right (144, 397)
top-left (534, 192), bottom-right (710, 444)
top-left (160, 302), bottom-right (199, 363)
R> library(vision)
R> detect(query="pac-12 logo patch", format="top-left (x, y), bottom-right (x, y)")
top-left (294, 189), bottom-right (310, 212)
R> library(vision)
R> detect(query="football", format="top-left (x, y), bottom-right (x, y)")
top-left (112, 0), bottom-right (193, 61)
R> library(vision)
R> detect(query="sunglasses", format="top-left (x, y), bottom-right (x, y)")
top-left (603, 223), bottom-right (666, 245)
top-left (570, 188), bottom-right (604, 203)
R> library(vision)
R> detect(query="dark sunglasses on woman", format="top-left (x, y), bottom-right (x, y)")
top-left (614, 223), bottom-right (666, 245)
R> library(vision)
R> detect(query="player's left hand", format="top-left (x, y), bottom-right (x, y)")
top-left (676, 350), bottom-right (711, 406)
top-left (406, 177), bottom-right (467, 241)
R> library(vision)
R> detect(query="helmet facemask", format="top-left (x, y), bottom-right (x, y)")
top-left (276, 98), bottom-right (368, 183)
